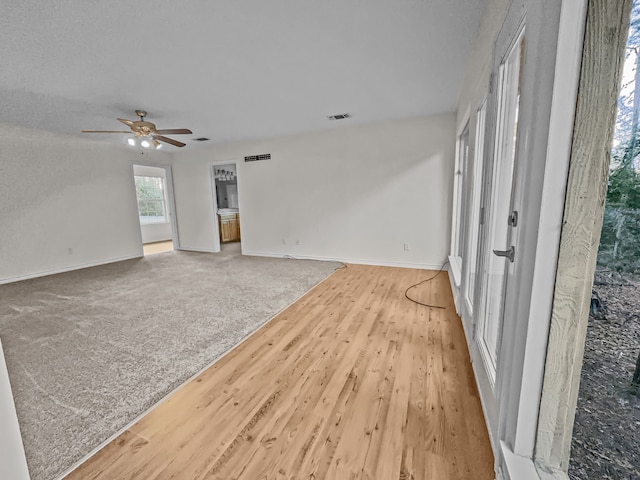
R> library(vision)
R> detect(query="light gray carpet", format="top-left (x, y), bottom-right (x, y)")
top-left (0, 247), bottom-right (341, 480)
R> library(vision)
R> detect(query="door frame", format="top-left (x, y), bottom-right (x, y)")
top-left (493, 0), bottom-right (585, 476)
top-left (493, 0), bottom-right (630, 479)
top-left (446, 0), bottom-right (621, 477)
top-left (460, 0), bottom-right (595, 478)
top-left (491, 0), bottom-right (590, 476)
top-left (469, 0), bottom-right (528, 453)
top-left (209, 160), bottom-right (242, 254)
top-left (534, 0), bottom-right (632, 477)
top-left (504, 0), bottom-right (588, 459)
top-left (477, 16), bottom-right (526, 392)
top-left (132, 163), bottom-right (181, 251)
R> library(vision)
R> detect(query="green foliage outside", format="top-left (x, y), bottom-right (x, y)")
top-left (598, 2), bottom-right (640, 274)
top-left (134, 176), bottom-right (166, 219)
top-left (598, 130), bottom-right (640, 397)
top-left (597, 2), bottom-right (640, 395)
top-left (597, 142), bottom-right (640, 274)
top-left (135, 176), bottom-right (163, 199)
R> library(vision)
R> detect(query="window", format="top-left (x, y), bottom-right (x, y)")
top-left (134, 176), bottom-right (168, 224)
top-left (453, 124), bottom-right (471, 257)
top-left (450, 122), bottom-right (471, 286)
top-left (463, 100), bottom-right (487, 313)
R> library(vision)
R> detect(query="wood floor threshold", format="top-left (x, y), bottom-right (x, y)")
top-left (64, 264), bottom-right (494, 480)
top-left (143, 241), bottom-right (174, 256)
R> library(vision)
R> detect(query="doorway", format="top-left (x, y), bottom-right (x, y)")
top-left (476, 26), bottom-right (525, 387)
top-left (468, 12), bottom-right (526, 445)
top-left (211, 162), bottom-right (241, 253)
top-left (133, 165), bottom-right (179, 255)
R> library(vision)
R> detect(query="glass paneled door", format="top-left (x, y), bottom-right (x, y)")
top-left (476, 28), bottom-right (525, 387)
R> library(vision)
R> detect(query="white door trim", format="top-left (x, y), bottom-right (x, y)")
top-left (534, 0), bottom-right (631, 475)
top-left (164, 165), bottom-right (181, 250)
top-left (510, 0), bottom-right (588, 458)
top-left (209, 160), bottom-right (243, 254)
top-left (132, 163), bottom-right (181, 250)
top-left (498, 0), bottom-right (622, 479)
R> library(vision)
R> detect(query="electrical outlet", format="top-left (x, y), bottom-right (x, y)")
top-left (296, 239), bottom-right (300, 246)
top-left (282, 238), bottom-right (286, 245)
top-left (67, 248), bottom-right (73, 255)
top-left (404, 242), bottom-right (409, 251)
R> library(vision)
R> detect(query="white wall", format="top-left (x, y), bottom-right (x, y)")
top-left (174, 114), bottom-right (456, 268)
top-left (0, 124), bottom-right (171, 284)
top-left (132, 165), bottom-right (173, 244)
top-left (456, 0), bottom-right (512, 133)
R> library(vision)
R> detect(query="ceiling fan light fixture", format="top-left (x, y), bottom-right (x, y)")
top-left (82, 111), bottom-right (191, 148)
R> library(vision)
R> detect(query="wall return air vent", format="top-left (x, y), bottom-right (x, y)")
top-left (328, 113), bottom-right (351, 120)
top-left (244, 153), bottom-right (271, 162)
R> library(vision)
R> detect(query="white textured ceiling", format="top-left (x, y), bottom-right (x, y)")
top-left (0, 0), bottom-right (486, 148)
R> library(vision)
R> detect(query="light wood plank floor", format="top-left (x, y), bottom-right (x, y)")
top-left (143, 240), bottom-right (174, 256)
top-left (65, 264), bottom-right (494, 480)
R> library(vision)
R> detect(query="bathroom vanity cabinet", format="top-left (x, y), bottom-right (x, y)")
top-left (219, 213), bottom-right (240, 243)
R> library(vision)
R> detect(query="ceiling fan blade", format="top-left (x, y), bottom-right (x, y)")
top-left (155, 135), bottom-right (186, 148)
top-left (117, 118), bottom-right (135, 127)
top-left (154, 128), bottom-right (193, 135)
top-left (81, 130), bottom-right (131, 133)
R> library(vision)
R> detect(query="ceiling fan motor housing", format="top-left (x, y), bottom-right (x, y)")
top-left (132, 121), bottom-right (157, 137)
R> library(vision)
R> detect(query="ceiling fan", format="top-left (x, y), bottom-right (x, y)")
top-left (82, 110), bottom-right (193, 148)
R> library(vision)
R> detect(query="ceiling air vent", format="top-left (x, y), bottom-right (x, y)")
top-left (193, 137), bottom-right (210, 142)
top-left (328, 113), bottom-right (351, 120)
top-left (244, 153), bottom-right (271, 162)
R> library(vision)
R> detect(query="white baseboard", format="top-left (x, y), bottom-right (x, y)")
top-left (242, 250), bottom-right (447, 271)
top-left (0, 254), bottom-right (143, 285)
top-left (0, 340), bottom-right (31, 480)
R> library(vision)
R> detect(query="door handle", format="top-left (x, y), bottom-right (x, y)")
top-left (493, 246), bottom-right (515, 263)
